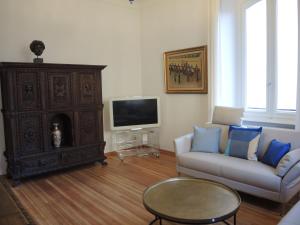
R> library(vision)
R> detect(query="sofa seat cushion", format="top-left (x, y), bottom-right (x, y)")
top-left (221, 156), bottom-right (281, 192)
top-left (177, 152), bottom-right (225, 177)
top-left (177, 152), bottom-right (281, 192)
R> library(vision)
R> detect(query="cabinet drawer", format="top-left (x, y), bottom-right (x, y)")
top-left (21, 154), bottom-right (59, 175)
top-left (61, 150), bottom-right (81, 164)
top-left (81, 147), bottom-right (99, 161)
top-left (61, 147), bottom-right (101, 165)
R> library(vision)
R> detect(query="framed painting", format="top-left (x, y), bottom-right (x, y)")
top-left (164, 46), bottom-right (208, 94)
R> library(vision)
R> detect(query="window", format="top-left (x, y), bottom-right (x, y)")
top-left (243, 0), bottom-right (298, 118)
top-left (277, 0), bottom-right (298, 111)
top-left (245, 0), bottom-right (267, 109)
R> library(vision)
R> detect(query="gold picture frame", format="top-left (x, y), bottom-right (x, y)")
top-left (164, 46), bottom-right (208, 94)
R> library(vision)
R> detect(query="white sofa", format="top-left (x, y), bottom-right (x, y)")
top-left (174, 107), bottom-right (300, 204)
top-left (278, 201), bottom-right (300, 225)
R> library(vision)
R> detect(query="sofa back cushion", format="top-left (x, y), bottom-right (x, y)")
top-left (257, 127), bottom-right (300, 160)
top-left (212, 106), bottom-right (244, 126)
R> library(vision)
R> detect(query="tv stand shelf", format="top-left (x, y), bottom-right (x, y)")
top-left (112, 128), bottom-right (160, 161)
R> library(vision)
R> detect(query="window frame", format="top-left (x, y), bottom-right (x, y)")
top-left (241, 0), bottom-right (297, 124)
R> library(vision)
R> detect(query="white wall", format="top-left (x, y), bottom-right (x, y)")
top-left (0, 0), bottom-right (211, 174)
top-left (140, 0), bottom-right (210, 151)
top-left (0, 0), bottom-right (143, 174)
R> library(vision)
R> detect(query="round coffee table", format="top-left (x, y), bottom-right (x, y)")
top-left (143, 177), bottom-right (241, 225)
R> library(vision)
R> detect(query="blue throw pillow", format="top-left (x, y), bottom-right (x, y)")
top-left (191, 126), bottom-right (221, 153)
top-left (262, 139), bottom-right (291, 168)
top-left (225, 126), bottom-right (262, 160)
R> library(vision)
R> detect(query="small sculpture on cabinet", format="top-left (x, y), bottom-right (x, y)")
top-left (30, 40), bottom-right (45, 63)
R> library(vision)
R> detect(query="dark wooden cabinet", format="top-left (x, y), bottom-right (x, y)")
top-left (0, 62), bottom-right (106, 184)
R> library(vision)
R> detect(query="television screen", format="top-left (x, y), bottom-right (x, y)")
top-left (110, 97), bottom-right (160, 130)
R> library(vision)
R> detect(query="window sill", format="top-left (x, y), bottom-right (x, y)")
top-left (242, 115), bottom-right (295, 129)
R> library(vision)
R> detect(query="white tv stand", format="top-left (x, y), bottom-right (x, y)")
top-left (111, 128), bottom-right (160, 161)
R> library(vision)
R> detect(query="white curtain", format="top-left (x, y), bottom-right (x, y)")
top-left (209, 0), bottom-right (243, 121)
top-left (296, 0), bottom-right (300, 131)
top-left (218, 0), bottom-right (243, 108)
top-left (208, 0), bottom-right (221, 121)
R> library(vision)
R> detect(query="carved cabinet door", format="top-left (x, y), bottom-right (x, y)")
top-left (18, 113), bottom-right (43, 155)
top-left (76, 72), bottom-right (101, 106)
top-left (16, 71), bottom-right (42, 111)
top-left (78, 111), bottom-right (99, 145)
top-left (47, 72), bottom-right (72, 109)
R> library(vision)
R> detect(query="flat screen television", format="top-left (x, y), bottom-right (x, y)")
top-left (109, 96), bottom-right (161, 130)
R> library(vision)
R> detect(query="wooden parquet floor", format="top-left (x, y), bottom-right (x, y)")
top-left (0, 180), bottom-right (28, 225)
top-left (7, 151), bottom-right (281, 225)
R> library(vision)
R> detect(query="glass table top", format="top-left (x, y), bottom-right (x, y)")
top-left (143, 177), bottom-right (241, 224)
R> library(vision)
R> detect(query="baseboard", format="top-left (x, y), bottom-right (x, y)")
top-left (159, 149), bottom-right (175, 156)
top-left (105, 148), bottom-right (175, 157)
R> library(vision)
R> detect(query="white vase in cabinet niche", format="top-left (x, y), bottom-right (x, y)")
top-left (52, 123), bottom-right (62, 148)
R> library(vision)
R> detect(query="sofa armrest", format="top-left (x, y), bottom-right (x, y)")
top-left (276, 148), bottom-right (300, 177)
top-left (280, 161), bottom-right (300, 203)
top-left (282, 161), bottom-right (300, 186)
top-left (174, 133), bottom-right (193, 156)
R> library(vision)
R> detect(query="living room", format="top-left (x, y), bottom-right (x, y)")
top-left (0, 0), bottom-right (299, 224)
